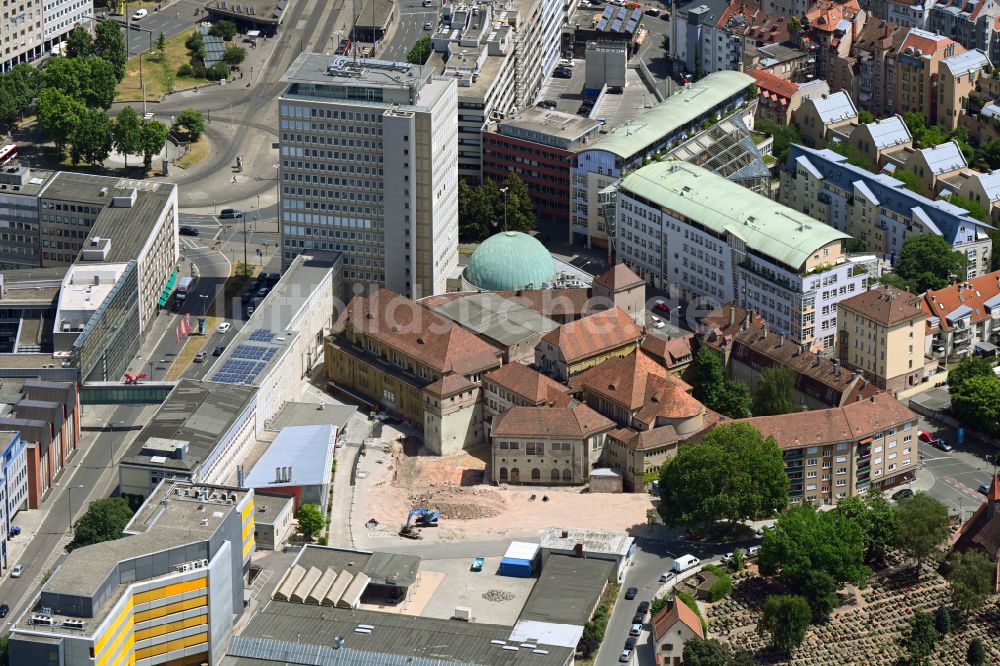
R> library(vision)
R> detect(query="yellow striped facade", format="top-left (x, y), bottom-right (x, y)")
top-left (240, 497), bottom-right (255, 560)
top-left (93, 575), bottom-right (210, 666)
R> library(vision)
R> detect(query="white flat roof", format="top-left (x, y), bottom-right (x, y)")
top-left (503, 541), bottom-right (540, 561)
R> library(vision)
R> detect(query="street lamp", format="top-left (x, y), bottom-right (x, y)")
top-left (57, 483), bottom-right (85, 530)
top-left (499, 186), bottom-right (509, 232)
top-left (242, 211), bottom-right (249, 277)
top-left (199, 293), bottom-right (208, 317)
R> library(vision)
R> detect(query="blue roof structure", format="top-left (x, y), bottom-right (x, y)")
top-left (244, 424), bottom-right (335, 489)
top-left (785, 145), bottom-right (994, 247)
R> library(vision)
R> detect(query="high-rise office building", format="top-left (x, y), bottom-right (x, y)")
top-left (1, 0), bottom-right (46, 71)
top-left (278, 55), bottom-right (459, 298)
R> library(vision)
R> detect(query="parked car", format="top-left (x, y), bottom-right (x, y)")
top-left (0, 604), bottom-right (8, 618)
top-left (619, 649), bottom-right (633, 663)
top-left (219, 208), bottom-right (243, 219)
top-left (217, 322), bottom-right (231, 333)
top-left (212, 345), bottom-right (226, 357)
top-left (644, 7), bottom-right (660, 15)
top-left (624, 586), bottom-right (638, 600)
top-left (267, 272), bottom-right (281, 286)
top-left (608, 86), bottom-right (624, 94)
top-left (755, 523), bottom-right (775, 537)
top-left (979, 483), bottom-right (991, 495)
top-left (131, 8), bottom-right (147, 20)
top-left (628, 623), bottom-right (641, 637)
top-left (637, 600), bottom-right (650, 615)
top-left (580, 0), bottom-right (592, 6)
top-left (553, 69), bottom-right (572, 79)
top-left (246, 305), bottom-right (255, 317)
top-left (560, 58), bottom-right (574, 68)
top-left (11, 564), bottom-right (23, 578)
top-left (721, 552), bottom-right (734, 564)
top-left (892, 488), bottom-right (914, 501)
top-left (653, 299), bottom-right (671, 313)
top-left (241, 291), bottom-right (254, 303)
top-left (919, 431), bottom-right (952, 451)
top-left (179, 225), bottom-right (200, 236)
top-left (659, 571), bottom-right (675, 583)
top-left (471, 557), bottom-right (485, 572)
top-left (194, 351), bottom-right (207, 363)
top-left (624, 636), bottom-right (636, 650)
top-left (256, 287), bottom-right (270, 298)
top-left (632, 612), bottom-right (644, 624)
top-left (747, 545), bottom-right (760, 557)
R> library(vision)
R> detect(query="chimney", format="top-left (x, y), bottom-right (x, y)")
top-left (275, 467), bottom-right (282, 483)
top-left (574, 543), bottom-right (584, 558)
top-left (729, 307), bottom-right (736, 327)
top-left (561, 530), bottom-right (569, 538)
top-left (778, 334), bottom-right (784, 347)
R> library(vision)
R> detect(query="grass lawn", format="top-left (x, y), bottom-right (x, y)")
top-left (115, 26), bottom-right (210, 102)
top-left (175, 135), bottom-right (209, 169)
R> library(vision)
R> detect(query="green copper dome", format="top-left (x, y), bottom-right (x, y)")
top-left (464, 231), bottom-right (557, 291)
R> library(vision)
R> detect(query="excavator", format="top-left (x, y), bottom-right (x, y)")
top-left (398, 508), bottom-right (440, 539)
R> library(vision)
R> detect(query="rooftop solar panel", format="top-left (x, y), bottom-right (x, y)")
top-left (231, 344), bottom-right (278, 362)
top-left (249, 329), bottom-right (276, 342)
top-left (611, 18), bottom-right (623, 31)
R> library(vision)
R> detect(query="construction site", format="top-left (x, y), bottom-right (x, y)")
top-left (351, 423), bottom-right (653, 546)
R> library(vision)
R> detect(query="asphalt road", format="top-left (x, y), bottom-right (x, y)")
top-left (914, 416), bottom-right (999, 520)
top-left (0, 405), bottom-right (146, 633)
top-left (378, 0), bottom-right (439, 62)
top-left (103, 0), bottom-right (207, 55)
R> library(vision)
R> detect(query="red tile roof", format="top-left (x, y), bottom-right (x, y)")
top-left (335, 289), bottom-right (502, 376)
top-left (593, 263), bottom-right (644, 292)
top-left (838, 285), bottom-right (925, 327)
top-left (491, 403), bottom-right (615, 439)
top-left (652, 600), bottom-right (704, 641)
top-left (989, 474), bottom-right (1000, 502)
top-left (574, 350), bottom-right (697, 415)
top-left (920, 271), bottom-right (1000, 333)
top-left (750, 68), bottom-right (799, 100)
top-left (424, 374), bottom-right (476, 398)
top-left (485, 363), bottom-right (573, 406)
top-left (899, 29), bottom-right (955, 56)
top-left (541, 307), bottom-right (643, 363)
top-left (806, 0), bottom-right (861, 32)
top-left (609, 410), bottom-right (721, 451)
top-left (640, 334), bottom-right (695, 368)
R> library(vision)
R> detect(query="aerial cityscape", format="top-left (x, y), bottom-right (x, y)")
top-left (1, 0), bottom-right (1000, 664)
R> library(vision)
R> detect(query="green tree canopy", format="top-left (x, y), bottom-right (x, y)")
top-left (66, 26), bottom-right (93, 58)
top-left (752, 365), bottom-right (796, 416)
top-left (950, 374), bottom-right (1000, 437)
top-left (156, 31), bottom-right (167, 53)
top-left (41, 54), bottom-right (118, 107)
top-left (690, 347), bottom-right (752, 418)
top-left (70, 108), bottom-right (114, 166)
top-left (759, 505), bottom-right (869, 617)
top-left (0, 64), bottom-right (39, 131)
top-left (895, 492), bottom-right (950, 570)
top-left (967, 638), bottom-right (986, 666)
top-left (72, 497), bottom-right (134, 550)
top-left (894, 234), bottom-right (967, 293)
top-left (93, 19), bottom-right (127, 81)
top-left (681, 638), bottom-right (732, 666)
top-left (297, 503), bottom-right (325, 541)
top-left (857, 109), bottom-right (875, 124)
top-left (828, 140), bottom-right (873, 169)
top-left (756, 118), bottom-right (801, 164)
top-left (407, 36), bottom-right (432, 64)
top-left (37, 88), bottom-right (86, 151)
top-left (948, 551), bottom-right (994, 618)
top-left (893, 168), bottom-right (928, 196)
top-left (899, 611), bottom-right (939, 666)
top-left (759, 595), bottom-right (811, 654)
top-left (457, 174), bottom-right (536, 241)
top-left (949, 356), bottom-right (995, 392)
top-left (835, 489), bottom-right (898, 565)
top-left (140, 120), bottom-right (169, 171)
top-left (173, 109), bottom-right (205, 141)
top-left (945, 194), bottom-right (989, 222)
top-left (223, 45), bottom-right (246, 66)
top-left (113, 106), bottom-right (144, 170)
top-left (209, 19), bottom-right (238, 40)
top-left (934, 604), bottom-right (952, 635)
top-left (658, 423), bottom-right (788, 527)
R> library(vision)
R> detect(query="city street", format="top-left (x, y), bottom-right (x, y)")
top-left (377, 0), bottom-right (439, 62)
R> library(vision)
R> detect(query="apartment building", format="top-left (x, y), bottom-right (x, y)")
top-left (952, 169), bottom-right (1000, 225)
top-left (887, 140), bottom-right (968, 194)
top-left (888, 0), bottom-right (936, 29)
top-left (41, 0), bottom-right (91, 53)
top-left (482, 108), bottom-right (602, 225)
top-left (427, 0), bottom-right (560, 184)
top-left (937, 49), bottom-right (991, 129)
top-left (731, 392), bottom-right (919, 504)
top-left (794, 91), bottom-right (859, 149)
top-left (1, 0), bottom-right (44, 71)
top-left (919, 270), bottom-right (1000, 359)
top-left (696, 0), bottom-right (791, 77)
top-left (805, 0), bottom-right (866, 80)
top-left (834, 18), bottom-right (907, 117)
top-left (837, 285), bottom-right (927, 394)
top-left (745, 43), bottom-right (815, 81)
top-left (929, 0), bottom-right (1000, 51)
top-left (491, 403), bottom-right (615, 485)
top-left (894, 29), bottom-right (961, 122)
top-left (841, 114), bottom-right (913, 168)
top-left (0, 430), bottom-right (27, 573)
top-left (9, 480), bottom-right (254, 666)
top-left (325, 289), bottom-right (502, 454)
top-left (781, 145), bottom-right (994, 277)
top-left (753, 72), bottom-right (831, 125)
top-left (616, 161), bottom-right (874, 350)
top-left (278, 55), bottom-right (459, 298)
top-left (570, 70), bottom-right (755, 250)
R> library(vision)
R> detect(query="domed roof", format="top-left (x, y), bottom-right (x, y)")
top-left (464, 231), bottom-right (557, 291)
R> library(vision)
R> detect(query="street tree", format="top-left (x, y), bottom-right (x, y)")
top-left (752, 365), bottom-right (796, 416)
top-left (70, 108), bottom-right (114, 166)
top-left (947, 551), bottom-right (994, 619)
top-left (759, 595), bottom-right (811, 654)
top-left (456, 174), bottom-right (535, 241)
top-left (156, 32), bottom-right (167, 54)
top-left (950, 374), bottom-right (1000, 437)
top-left (209, 19), bottom-right (238, 40)
top-left (93, 19), bottom-right (128, 81)
top-left (407, 36), bottom-right (431, 64)
top-left (140, 120), bottom-right (169, 171)
top-left (758, 505), bottom-right (869, 618)
top-left (895, 234), bottom-right (968, 293)
top-left (681, 638), bottom-right (732, 666)
top-left (658, 423), bottom-right (787, 527)
top-left (967, 638), bottom-right (986, 666)
top-left (173, 109), bottom-right (205, 141)
top-left (297, 503), bottom-right (325, 541)
top-left (81, 56), bottom-right (118, 109)
top-left (113, 106), bottom-right (144, 171)
top-left (223, 46), bottom-right (246, 67)
top-left (835, 489), bottom-right (898, 566)
top-left (37, 88), bottom-right (86, 152)
top-left (858, 108), bottom-right (875, 124)
top-left (949, 356), bottom-right (996, 392)
top-left (40, 56), bottom-right (83, 95)
top-left (934, 604), bottom-right (952, 635)
top-left (899, 611), bottom-right (939, 666)
top-left (0, 64), bottom-right (39, 131)
top-left (66, 26), bottom-right (93, 57)
top-left (895, 492), bottom-right (950, 572)
top-left (72, 497), bottom-right (133, 550)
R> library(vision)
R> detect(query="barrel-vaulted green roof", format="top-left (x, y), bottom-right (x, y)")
top-left (464, 231), bottom-right (557, 291)
top-left (586, 70), bottom-right (755, 160)
top-left (618, 161), bottom-right (849, 271)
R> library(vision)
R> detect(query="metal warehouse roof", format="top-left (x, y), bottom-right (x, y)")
top-left (586, 70), bottom-right (754, 159)
top-left (244, 424), bottom-right (335, 489)
top-left (618, 161), bottom-right (849, 270)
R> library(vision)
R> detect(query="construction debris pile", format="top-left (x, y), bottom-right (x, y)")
top-left (482, 589), bottom-right (517, 603)
top-left (409, 486), bottom-right (506, 520)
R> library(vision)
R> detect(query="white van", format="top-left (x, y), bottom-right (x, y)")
top-left (671, 554), bottom-right (700, 573)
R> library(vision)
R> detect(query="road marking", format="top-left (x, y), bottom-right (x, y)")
top-left (941, 475), bottom-right (985, 500)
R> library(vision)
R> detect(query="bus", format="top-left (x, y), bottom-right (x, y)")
top-left (0, 145), bottom-right (17, 167)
